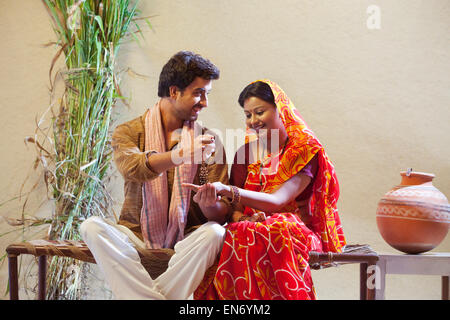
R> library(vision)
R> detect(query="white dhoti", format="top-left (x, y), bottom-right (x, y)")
top-left (80, 216), bottom-right (225, 300)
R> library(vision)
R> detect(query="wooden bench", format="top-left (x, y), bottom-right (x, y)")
top-left (6, 240), bottom-right (378, 300)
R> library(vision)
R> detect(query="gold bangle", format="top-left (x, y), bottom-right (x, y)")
top-left (238, 215), bottom-right (248, 222)
top-left (231, 186), bottom-right (240, 205)
top-left (229, 186), bottom-right (235, 204)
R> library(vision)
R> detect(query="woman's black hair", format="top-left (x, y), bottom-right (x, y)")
top-left (238, 81), bottom-right (275, 107)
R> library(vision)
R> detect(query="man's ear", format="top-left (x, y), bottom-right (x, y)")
top-left (169, 86), bottom-right (179, 99)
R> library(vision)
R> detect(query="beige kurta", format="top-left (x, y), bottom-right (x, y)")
top-left (111, 110), bottom-right (230, 240)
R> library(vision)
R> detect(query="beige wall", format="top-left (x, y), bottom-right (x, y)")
top-left (1, 0), bottom-right (449, 299)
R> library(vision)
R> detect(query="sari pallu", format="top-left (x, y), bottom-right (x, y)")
top-left (194, 79), bottom-right (346, 300)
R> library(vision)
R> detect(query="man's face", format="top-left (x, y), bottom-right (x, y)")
top-left (171, 77), bottom-right (212, 122)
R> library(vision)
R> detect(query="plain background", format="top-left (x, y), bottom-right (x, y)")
top-left (0, 0), bottom-right (449, 299)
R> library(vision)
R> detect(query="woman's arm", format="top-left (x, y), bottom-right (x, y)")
top-left (184, 172), bottom-right (311, 216)
top-left (226, 173), bottom-right (311, 214)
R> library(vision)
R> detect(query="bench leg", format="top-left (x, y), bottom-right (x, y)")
top-left (366, 262), bottom-right (377, 300)
top-left (38, 255), bottom-right (47, 300)
top-left (8, 254), bottom-right (19, 300)
top-left (360, 262), bottom-right (378, 300)
top-left (442, 276), bottom-right (449, 300)
top-left (360, 263), bottom-right (367, 300)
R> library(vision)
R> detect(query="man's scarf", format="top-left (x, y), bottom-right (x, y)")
top-left (140, 101), bottom-right (199, 249)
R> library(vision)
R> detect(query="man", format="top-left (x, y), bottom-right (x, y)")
top-left (80, 51), bottom-right (230, 299)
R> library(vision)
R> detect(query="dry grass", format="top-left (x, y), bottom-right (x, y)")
top-left (2, 0), bottom-right (147, 299)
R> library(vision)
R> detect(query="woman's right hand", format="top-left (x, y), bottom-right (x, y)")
top-left (236, 211), bottom-right (266, 223)
top-left (247, 212), bottom-right (267, 222)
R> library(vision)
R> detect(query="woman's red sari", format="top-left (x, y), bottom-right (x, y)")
top-left (194, 80), bottom-right (346, 300)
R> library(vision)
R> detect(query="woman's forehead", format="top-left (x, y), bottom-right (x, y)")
top-left (243, 96), bottom-right (276, 112)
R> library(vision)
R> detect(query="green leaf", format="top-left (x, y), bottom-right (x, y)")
top-left (94, 15), bottom-right (105, 42)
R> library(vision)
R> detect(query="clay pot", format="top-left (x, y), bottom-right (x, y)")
top-left (376, 170), bottom-right (450, 254)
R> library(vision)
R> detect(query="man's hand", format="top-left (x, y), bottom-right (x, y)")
top-left (194, 183), bottom-right (219, 207)
top-left (183, 182), bottom-right (231, 224)
top-left (179, 134), bottom-right (215, 164)
top-left (183, 182), bottom-right (230, 201)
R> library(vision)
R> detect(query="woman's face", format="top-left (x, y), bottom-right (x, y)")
top-left (243, 96), bottom-right (285, 140)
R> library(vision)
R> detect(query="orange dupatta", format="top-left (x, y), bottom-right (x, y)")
top-left (245, 79), bottom-right (346, 252)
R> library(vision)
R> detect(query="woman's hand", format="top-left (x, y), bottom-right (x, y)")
top-left (249, 212), bottom-right (266, 222)
top-left (239, 212), bottom-right (266, 222)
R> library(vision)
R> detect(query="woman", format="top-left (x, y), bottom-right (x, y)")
top-left (185, 79), bottom-right (346, 300)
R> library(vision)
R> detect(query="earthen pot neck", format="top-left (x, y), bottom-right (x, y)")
top-left (400, 171), bottom-right (435, 186)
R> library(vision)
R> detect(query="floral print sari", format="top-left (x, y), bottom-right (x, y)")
top-left (194, 80), bottom-right (346, 299)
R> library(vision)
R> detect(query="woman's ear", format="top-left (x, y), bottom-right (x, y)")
top-left (275, 106), bottom-right (282, 118)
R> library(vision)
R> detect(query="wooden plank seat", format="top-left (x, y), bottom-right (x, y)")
top-left (309, 244), bottom-right (379, 300)
top-left (6, 240), bottom-right (377, 300)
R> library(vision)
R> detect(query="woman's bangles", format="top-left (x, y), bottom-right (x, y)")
top-left (230, 185), bottom-right (241, 205)
top-left (238, 214), bottom-right (249, 222)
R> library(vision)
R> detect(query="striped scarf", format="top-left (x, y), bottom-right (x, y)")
top-left (141, 101), bottom-right (199, 249)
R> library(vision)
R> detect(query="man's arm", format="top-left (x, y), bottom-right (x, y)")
top-left (146, 135), bottom-right (215, 174)
top-left (145, 149), bottom-right (182, 174)
top-left (112, 121), bottom-right (161, 183)
top-left (191, 138), bottom-right (232, 224)
top-left (113, 117), bottom-right (216, 182)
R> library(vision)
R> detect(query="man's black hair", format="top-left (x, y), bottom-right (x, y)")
top-left (158, 51), bottom-right (220, 97)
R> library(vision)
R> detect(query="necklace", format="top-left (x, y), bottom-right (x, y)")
top-left (259, 136), bottom-right (289, 187)
top-left (199, 160), bottom-right (208, 185)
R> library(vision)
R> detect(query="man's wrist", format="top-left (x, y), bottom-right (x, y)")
top-left (170, 148), bottom-right (185, 166)
top-left (200, 201), bottom-right (228, 224)
top-left (145, 151), bottom-right (155, 170)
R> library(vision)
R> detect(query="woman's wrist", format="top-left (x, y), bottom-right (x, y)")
top-left (221, 185), bottom-right (232, 198)
top-left (232, 212), bottom-right (248, 222)
top-left (231, 210), bottom-right (244, 223)
top-left (230, 185), bottom-right (241, 205)
top-left (238, 214), bottom-right (249, 222)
